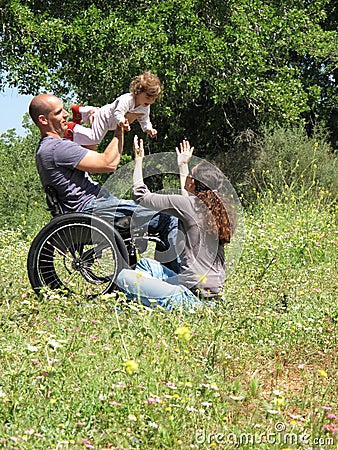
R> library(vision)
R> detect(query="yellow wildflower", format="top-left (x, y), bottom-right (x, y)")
top-left (124, 359), bottom-right (139, 375)
top-left (318, 369), bottom-right (328, 379)
top-left (197, 274), bottom-right (207, 284)
top-left (175, 326), bottom-right (191, 341)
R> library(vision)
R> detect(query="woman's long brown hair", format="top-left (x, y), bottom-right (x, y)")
top-left (192, 161), bottom-right (236, 245)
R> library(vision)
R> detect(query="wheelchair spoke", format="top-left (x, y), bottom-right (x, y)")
top-left (28, 217), bottom-right (125, 297)
top-left (47, 240), bottom-right (72, 260)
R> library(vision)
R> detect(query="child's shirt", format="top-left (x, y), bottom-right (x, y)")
top-left (111, 92), bottom-right (153, 132)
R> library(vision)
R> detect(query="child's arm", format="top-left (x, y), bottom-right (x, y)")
top-left (145, 128), bottom-right (157, 138)
top-left (137, 106), bottom-right (157, 138)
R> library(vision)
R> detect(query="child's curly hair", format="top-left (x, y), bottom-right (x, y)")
top-left (192, 161), bottom-right (236, 245)
top-left (130, 71), bottom-right (163, 98)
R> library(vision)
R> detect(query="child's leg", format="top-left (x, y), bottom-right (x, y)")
top-left (79, 106), bottom-right (98, 123)
top-left (64, 122), bottom-right (97, 150)
top-left (72, 123), bottom-right (100, 146)
top-left (72, 107), bottom-right (113, 146)
top-left (71, 105), bottom-right (97, 124)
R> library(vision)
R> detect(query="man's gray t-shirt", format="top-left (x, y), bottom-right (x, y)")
top-left (36, 136), bottom-right (101, 212)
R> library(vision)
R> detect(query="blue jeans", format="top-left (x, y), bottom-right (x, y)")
top-left (115, 258), bottom-right (202, 310)
top-left (84, 194), bottom-right (180, 273)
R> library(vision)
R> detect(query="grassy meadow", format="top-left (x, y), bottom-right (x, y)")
top-left (0, 189), bottom-right (337, 450)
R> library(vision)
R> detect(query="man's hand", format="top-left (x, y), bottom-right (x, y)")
top-left (125, 112), bottom-right (144, 125)
top-left (119, 118), bottom-right (131, 132)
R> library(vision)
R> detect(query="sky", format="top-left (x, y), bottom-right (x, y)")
top-left (0, 87), bottom-right (34, 136)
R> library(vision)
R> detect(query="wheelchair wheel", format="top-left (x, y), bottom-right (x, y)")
top-left (27, 213), bottom-right (129, 297)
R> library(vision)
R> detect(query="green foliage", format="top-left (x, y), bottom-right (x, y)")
top-left (0, 196), bottom-right (337, 448)
top-left (1, 0), bottom-right (337, 157)
top-left (1, 123), bottom-right (337, 231)
top-left (241, 125), bottom-right (338, 203)
top-left (0, 119), bottom-right (49, 231)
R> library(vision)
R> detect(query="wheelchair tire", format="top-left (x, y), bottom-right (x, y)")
top-left (27, 213), bottom-right (129, 297)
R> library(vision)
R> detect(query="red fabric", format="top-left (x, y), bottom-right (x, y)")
top-left (71, 104), bottom-right (82, 124)
top-left (64, 121), bottom-right (77, 140)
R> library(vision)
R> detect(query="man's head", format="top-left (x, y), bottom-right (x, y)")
top-left (29, 94), bottom-right (69, 138)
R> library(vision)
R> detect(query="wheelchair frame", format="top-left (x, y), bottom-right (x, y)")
top-left (27, 187), bottom-right (165, 297)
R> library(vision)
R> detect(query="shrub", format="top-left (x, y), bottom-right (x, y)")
top-left (238, 125), bottom-right (338, 204)
top-left (0, 124), bottom-right (49, 231)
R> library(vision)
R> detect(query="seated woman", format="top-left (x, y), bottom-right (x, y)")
top-left (115, 136), bottom-right (236, 310)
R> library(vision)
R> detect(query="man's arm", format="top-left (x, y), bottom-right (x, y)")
top-left (76, 126), bottom-right (124, 173)
top-left (75, 112), bottom-right (143, 174)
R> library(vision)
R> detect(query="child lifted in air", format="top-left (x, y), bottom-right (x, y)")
top-left (65, 71), bottom-right (162, 146)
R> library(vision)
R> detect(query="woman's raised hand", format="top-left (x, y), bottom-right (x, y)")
top-left (133, 135), bottom-right (144, 159)
top-left (176, 140), bottom-right (194, 168)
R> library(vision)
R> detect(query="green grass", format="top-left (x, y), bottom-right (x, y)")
top-left (0, 196), bottom-right (337, 449)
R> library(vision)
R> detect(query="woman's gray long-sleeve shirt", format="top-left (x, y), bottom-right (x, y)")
top-left (132, 184), bottom-right (225, 296)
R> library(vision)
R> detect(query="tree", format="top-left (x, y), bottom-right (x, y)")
top-left (1, 0), bottom-right (337, 182)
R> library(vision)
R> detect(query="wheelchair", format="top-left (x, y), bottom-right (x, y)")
top-left (27, 187), bottom-right (166, 297)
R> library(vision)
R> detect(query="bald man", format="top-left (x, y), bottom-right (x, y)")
top-left (29, 94), bottom-right (179, 272)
